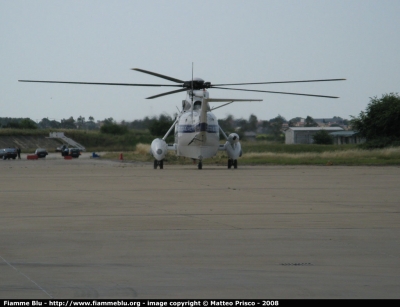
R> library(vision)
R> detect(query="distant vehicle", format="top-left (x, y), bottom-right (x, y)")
top-left (56, 144), bottom-right (67, 152)
top-left (35, 148), bottom-right (48, 158)
top-left (0, 148), bottom-right (17, 160)
top-left (69, 148), bottom-right (81, 158)
top-left (60, 145), bottom-right (69, 157)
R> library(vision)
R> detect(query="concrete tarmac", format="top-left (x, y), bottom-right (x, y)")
top-left (1, 154), bottom-right (399, 299)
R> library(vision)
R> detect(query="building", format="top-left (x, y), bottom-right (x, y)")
top-left (243, 131), bottom-right (257, 141)
top-left (329, 131), bottom-right (365, 145)
top-left (284, 127), bottom-right (344, 144)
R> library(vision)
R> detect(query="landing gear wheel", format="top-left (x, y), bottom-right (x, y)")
top-left (233, 159), bottom-right (238, 169)
top-left (198, 161), bottom-right (202, 170)
top-left (228, 159), bottom-right (232, 169)
top-left (154, 159), bottom-right (164, 169)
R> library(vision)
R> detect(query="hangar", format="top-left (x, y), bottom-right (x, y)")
top-left (330, 130), bottom-right (366, 145)
top-left (284, 127), bottom-right (343, 144)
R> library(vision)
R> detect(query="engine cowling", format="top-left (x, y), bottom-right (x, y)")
top-left (227, 133), bottom-right (240, 144)
top-left (151, 138), bottom-right (167, 161)
top-left (225, 133), bottom-right (242, 159)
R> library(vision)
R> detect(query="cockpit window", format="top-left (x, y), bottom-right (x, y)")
top-left (193, 101), bottom-right (201, 110)
top-left (193, 101), bottom-right (210, 111)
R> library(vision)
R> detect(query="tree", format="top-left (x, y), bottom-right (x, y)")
top-left (235, 118), bottom-right (248, 132)
top-left (218, 114), bottom-right (235, 133)
top-left (269, 115), bottom-right (285, 140)
top-left (288, 117), bottom-right (302, 127)
top-left (2, 118), bottom-right (37, 129)
top-left (19, 118), bottom-right (38, 129)
top-left (38, 118), bottom-right (60, 129)
top-left (305, 116), bottom-right (318, 127)
top-left (148, 114), bottom-right (174, 137)
top-left (313, 130), bottom-right (333, 145)
top-left (247, 114), bottom-right (258, 131)
top-left (3, 121), bottom-right (20, 128)
top-left (260, 119), bottom-right (270, 130)
top-left (102, 117), bottom-right (115, 125)
top-left (100, 123), bottom-right (128, 135)
top-left (60, 117), bottom-right (76, 129)
top-left (86, 116), bottom-right (98, 130)
top-left (76, 116), bottom-right (86, 129)
top-left (350, 93), bottom-right (400, 144)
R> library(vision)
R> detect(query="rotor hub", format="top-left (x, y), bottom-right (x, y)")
top-left (182, 78), bottom-right (211, 90)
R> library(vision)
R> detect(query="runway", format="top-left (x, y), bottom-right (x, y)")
top-left (1, 155), bottom-right (399, 299)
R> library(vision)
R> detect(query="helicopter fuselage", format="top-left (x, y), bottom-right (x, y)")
top-left (150, 88), bottom-right (249, 169)
top-left (171, 89), bottom-right (219, 160)
top-left (175, 107), bottom-right (220, 160)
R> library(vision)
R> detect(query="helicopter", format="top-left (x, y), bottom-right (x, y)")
top-left (19, 68), bottom-right (345, 169)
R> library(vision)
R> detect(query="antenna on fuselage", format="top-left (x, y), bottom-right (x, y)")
top-left (191, 62), bottom-right (194, 119)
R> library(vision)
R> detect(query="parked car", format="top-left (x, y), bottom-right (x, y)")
top-left (69, 148), bottom-right (81, 158)
top-left (35, 148), bottom-right (48, 158)
top-left (60, 145), bottom-right (69, 157)
top-left (0, 148), bottom-right (17, 160)
top-left (56, 144), bottom-right (67, 153)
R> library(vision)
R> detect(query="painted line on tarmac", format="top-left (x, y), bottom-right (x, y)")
top-left (0, 254), bottom-right (53, 298)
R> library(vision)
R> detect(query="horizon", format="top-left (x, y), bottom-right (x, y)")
top-left (2, 1), bottom-right (399, 122)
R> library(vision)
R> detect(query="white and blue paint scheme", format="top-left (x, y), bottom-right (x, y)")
top-left (150, 86), bottom-right (261, 169)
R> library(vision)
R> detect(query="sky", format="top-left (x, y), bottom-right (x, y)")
top-left (1, 0), bottom-right (399, 123)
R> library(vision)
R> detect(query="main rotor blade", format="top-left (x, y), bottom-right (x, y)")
top-left (211, 87), bottom-right (339, 98)
top-left (132, 68), bottom-right (184, 83)
top-left (18, 80), bottom-right (181, 87)
top-left (211, 78), bottom-right (346, 86)
top-left (146, 88), bottom-right (188, 99)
